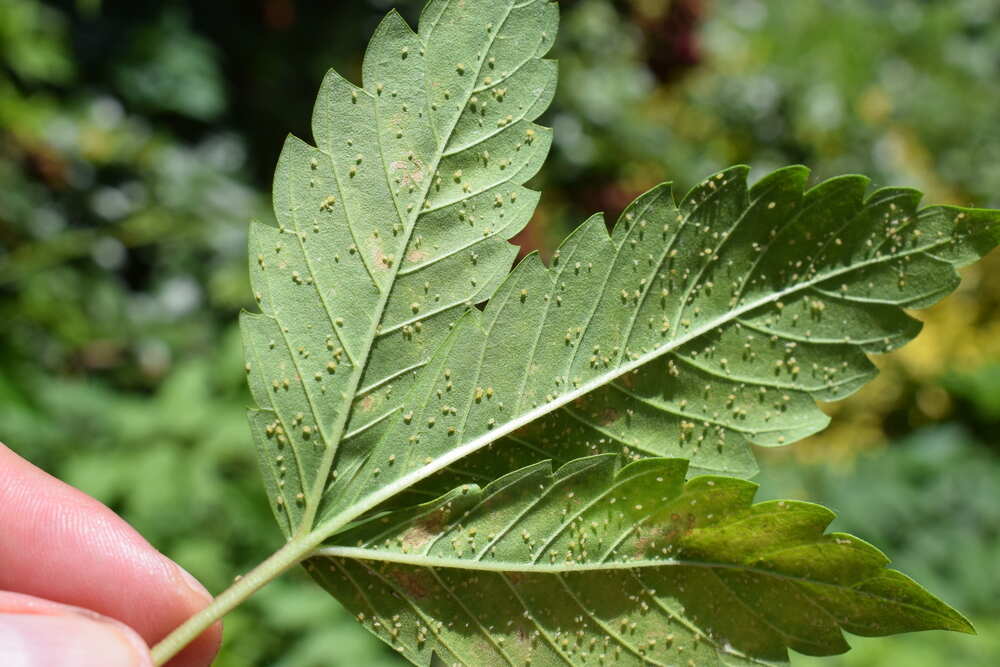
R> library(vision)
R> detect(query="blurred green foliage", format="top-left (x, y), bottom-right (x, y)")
top-left (1, 0), bottom-right (998, 664)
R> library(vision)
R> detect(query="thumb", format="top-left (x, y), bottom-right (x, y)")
top-left (0, 610), bottom-right (152, 667)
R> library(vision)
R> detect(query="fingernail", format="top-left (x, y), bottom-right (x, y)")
top-left (0, 613), bottom-right (151, 667)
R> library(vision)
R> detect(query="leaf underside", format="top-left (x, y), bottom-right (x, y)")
top-left (243, 0), bottom-right (558, 536)
top-left (310, 456), bottom-right (973, 666)
top-left (238, 0), bottom-right (999, 664)
top-left (326, 163), bottom-right (999, 520)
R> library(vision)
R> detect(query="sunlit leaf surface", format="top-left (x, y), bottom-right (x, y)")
top-left (240, 0), bottom-right (998, 663)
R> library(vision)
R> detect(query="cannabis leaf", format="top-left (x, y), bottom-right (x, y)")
top-left (243, 0), bottom-right (558, 537)
top-left (200, 1), bottom-right (999, 666)
top-left (244, 0), bottom-right (1000, 538)
top-left (310, 456), bottom-right (973, 665)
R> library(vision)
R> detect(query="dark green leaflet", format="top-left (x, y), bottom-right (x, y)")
top-left (311, 456), bottom-right (972, 665)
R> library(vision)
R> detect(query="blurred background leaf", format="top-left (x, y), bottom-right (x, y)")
top-left (1, 0), bottom-right (998, 664)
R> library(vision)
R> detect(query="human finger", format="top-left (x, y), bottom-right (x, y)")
top-left (0, 443), bottom-right (221, 666)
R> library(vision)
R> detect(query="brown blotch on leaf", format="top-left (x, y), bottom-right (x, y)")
top-left (389, 566), bottom-right (432, 599)
top-left (598, 408), bottom-right (620, 426)
top-left (401, 508), bottom-right (450, 551)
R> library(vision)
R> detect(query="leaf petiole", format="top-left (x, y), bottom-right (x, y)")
top-left (150, 531), bottom-right (331, 666)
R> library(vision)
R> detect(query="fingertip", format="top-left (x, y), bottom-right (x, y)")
top-left (172, 563), bottom-right (213, 606)
top-left (0, 444), bottom-right (222, 665)
top-left (157, 562), bottom-right (221, 667)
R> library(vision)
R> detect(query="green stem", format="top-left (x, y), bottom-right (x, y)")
top-left (150, 533), bottom-right (325, 665)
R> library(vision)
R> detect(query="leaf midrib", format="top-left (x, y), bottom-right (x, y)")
top-left (314, 545), bottom-right (968, 631)
top-left (312, 544), bottom-right (860, 583)
top-left (309, 545), bottom-right (940, 617)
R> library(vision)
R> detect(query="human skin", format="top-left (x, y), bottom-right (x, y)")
top-left (0, 443), bottom-right (221, 666)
